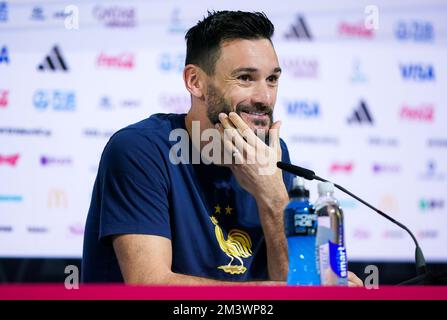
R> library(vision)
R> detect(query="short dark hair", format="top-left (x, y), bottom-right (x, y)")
top-left (185, 11), bottom-right (274, 75)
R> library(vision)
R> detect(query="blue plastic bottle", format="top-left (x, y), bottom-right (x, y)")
top-left (284, 177), bottom-right (320, 285)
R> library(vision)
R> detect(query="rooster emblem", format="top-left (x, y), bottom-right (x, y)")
top-left (210, 215), bottom-right (252, 274)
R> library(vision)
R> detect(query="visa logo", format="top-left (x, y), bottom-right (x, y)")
top-left (400, 64), bottom-right (435, 81)
top-left (285, 100), bottom-right (320, 117)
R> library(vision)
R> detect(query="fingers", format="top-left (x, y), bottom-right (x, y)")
top-left (215, 122), bottom-right (244, 164)
top-left (227, 112), bottom-right (258, 146)
top-left (269, 120), bottom-right (281, 150)
top-left (348, 271), bottom-right (364, 287)
top-left (218, 113), bottom-right (253, 158)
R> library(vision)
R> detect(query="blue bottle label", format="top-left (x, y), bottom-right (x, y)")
top-left (285, 207), bottom-right (317, 236)
top-left (329, 241), bottom-right (348, 278)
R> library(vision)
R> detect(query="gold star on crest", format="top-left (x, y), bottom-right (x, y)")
top-left (225, 205), bottom-right (233, 215)
top-left (214, 204), bottom-right (221, 214)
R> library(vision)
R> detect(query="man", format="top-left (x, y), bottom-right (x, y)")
top-left (82, 10), bottom-right (362, 286)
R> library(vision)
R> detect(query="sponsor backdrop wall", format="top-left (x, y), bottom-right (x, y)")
top-left (1, 0), bottom-right (446, 262)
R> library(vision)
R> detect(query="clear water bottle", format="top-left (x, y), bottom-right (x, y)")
top-left (284, 177), bottom-right (320, 285)
top-left (315, 182), bottom-right (348, 286)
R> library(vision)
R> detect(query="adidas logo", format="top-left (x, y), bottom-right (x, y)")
top-left (285, 15), bottom-right (312, 40)
top-left (347, 100), bottom-right (374, 124)
top-left (37, 45), bottom-right (69, 72)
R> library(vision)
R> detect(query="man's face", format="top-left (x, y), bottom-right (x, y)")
top-left (205, 38), bottom-right (281, 134)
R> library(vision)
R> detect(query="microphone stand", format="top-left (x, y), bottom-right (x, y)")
top-left (277, 162), bottom-right (447, 285)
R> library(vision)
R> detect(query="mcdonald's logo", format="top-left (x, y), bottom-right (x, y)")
top-left (48, 189), bottom-right (68, 208)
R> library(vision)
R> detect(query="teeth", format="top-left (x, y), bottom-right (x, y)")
top-left (248, 112), bottom-right (265, 116)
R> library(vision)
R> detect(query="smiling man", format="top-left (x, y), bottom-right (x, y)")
top-left (81, 10), bottom-right (362, 286)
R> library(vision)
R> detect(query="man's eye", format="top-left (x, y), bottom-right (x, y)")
top-left (238, 75), bottom-right (251, 82)
top-left (268, 75), bottom-right (279, 83)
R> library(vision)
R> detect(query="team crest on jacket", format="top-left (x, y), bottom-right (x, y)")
top-left (210, 209), bottom-right (252, 275)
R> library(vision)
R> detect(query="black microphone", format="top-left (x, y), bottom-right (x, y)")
top-left (277, 161), bottom-right (427, 277)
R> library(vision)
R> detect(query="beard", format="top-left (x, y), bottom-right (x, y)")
top-left (205, 83), bottom-right (274, 136)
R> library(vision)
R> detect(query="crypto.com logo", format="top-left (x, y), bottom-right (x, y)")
top-left (169, 121), bottom-right (279, 175)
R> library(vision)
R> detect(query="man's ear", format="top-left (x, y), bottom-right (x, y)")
top-left (183, 64), bottom-right (206, 99)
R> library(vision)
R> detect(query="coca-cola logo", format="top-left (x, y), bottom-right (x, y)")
top-left (96, 52), bottom-right (135, 69)
top-left (400, 104), bottom-right (434, 122)
top-left (338, 21), bottom-right (374, 38)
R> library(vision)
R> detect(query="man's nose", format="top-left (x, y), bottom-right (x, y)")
top-left (251, 82), bottom-right (274, 107)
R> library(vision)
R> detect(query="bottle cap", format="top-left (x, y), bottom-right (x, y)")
top-left (318, 181), bottom-right (334, 195)
top-left (289, 176), bottom-right (309, 198)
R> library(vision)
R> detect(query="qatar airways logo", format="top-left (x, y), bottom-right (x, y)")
top-left (338, 21), bottom-right (374, 38)
top-left (159, 94), bottom-right (189, 113)
top-left (329, 162), bottom-right (354, 174)
top-left (96, 52), bottom-right (134, 69)
top-left (0, 89), bottom-right (8, 107)
top-left (92, 5), bottom-right (136, 28)
top-left (400, 104), bottom-right (434, 122)
top-left (281, 57), bottom-right (318, 78)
